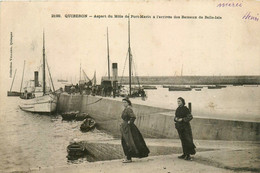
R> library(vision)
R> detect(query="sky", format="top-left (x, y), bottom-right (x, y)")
top-left (0, 1), bottom-right (260, 92)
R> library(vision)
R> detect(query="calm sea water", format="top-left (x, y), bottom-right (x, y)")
top-left (0, 97), bottom-right (113, 172)
top-left (0, 85), bottom-right (259, 172)
top-left (142, 85), bottom-right (260, 122)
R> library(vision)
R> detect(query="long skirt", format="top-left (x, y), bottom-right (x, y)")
top-left (120, 122), bottom-right (150, 159)
top-left (176, 123), bottom-right (196, 155)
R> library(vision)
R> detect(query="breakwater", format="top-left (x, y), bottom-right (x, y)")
top-left (58, 94), bottom-right (260, 141)
top-left (102, 75), bottom-right (260, 85)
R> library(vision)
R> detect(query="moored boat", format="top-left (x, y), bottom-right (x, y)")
top-left (7, 69), bottom-right (21, 97)
top-left (162, 85), bottom-right (171, 88)
top-left (190, 85), bottom-right (203, 89)
top-left (80, 118), bottom-right (96, 132)
top-left (19, 32), bottom-right (57, 113)
top-left (7, 91), bottom-right (21, 96)
top-left (117, 18), bottom-right (147, 98)
top-left (57, 79), bottom-right (68, 82)
top-left (207, 85), bottom-right (226, 89)
top-left (168, 86), bottom-right (191, 91)
top-left (19, 94), bottom-right (57, 113)
top-left (76, 112), bottom-right (90, 121)
top-left (67, 142), bottom-right (85, 158)
top-left (233, 84), bottom-right (243, 86)
top-left (243, 85), bottom-right (258, 87)
top-left (61, 111), bottom-right (79, 120)
top-left (61, 111), bottom-right (90, 121)
top-left (142, 85), bottom-right (157, 90)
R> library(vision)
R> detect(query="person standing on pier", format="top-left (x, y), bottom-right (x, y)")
top-left (174, 97), bottom-right (196, 161)
top-left (120, 97), bottom-right (150, 163)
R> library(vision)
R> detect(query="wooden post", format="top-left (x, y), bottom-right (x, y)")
top-left (188, 102), bottom-right (192, 113)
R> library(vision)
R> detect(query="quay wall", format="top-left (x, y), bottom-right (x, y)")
top-left (57, 94), bottom-right (260, 141)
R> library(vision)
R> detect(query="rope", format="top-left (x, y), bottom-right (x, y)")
top-left (119, 51), bottom-right (129, 84)
top-left (119, 47), bottom-right (140, 88)
top-left (132, 57), bottom-right (141, 88)
top-left (46, 57), bottom-right (55, 92)
top-left (82, 70), bottom-right (91, 81)
top-left (86, 98), bottom-right (103, 106)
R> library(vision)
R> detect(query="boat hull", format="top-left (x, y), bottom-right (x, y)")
top-left (142, 85), bottom-right (157, 90)
top-left (168, 87), bottom-right (191, 91)
top-left (207, 85), bottom-right (226, 89)
top-left (7, 91), bottom-right (21, 96)
top-left (19, 94), bottom-right (57, 113)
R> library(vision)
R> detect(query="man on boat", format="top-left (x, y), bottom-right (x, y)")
top-left (24, 90), bottom-right (28, 99)
top-left (75, 84), bottom-right (79, 93)
top-left (70, 85), bottom-right (75, 94)
top-left (86, 85), bottom-right (91, 95)
top-left (113, 87), bottom-right (116, 98)
top-left (91, 85), bottom-right (96, 96)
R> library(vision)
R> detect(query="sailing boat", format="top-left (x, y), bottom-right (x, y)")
top-left (57, 74), bottom-right (68, 82)
top-left (118, 17), bottom-right (145, 98)
top-left (100, 27), bottom-right (113, 96)
top-left (7, 69), bottom-right (21, 96)
top-left (19, 32), bottom-right (57, 113)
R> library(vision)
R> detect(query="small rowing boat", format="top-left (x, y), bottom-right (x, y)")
top-left (80, 118), bottom-right (96, 132)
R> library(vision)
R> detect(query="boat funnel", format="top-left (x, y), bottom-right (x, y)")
top-left (112, 63), bottom-right (118, 81)
top-left (34, 71), bottom-right (39, 87)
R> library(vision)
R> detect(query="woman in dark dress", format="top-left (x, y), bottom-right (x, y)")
top-left (174, 97), bottom-right (196, 161)
top-left (120, 97), bottom-right (150, 163)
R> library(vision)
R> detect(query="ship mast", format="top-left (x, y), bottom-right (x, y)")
top-left (80, 60), bottom-right (81, 81)
top-left (107, 27), bottom-right (110, 79)
top-left (43, 31), bottom-right (46, 95)
top-left (128, 17), bottom-right (132, 96)
top-left (181, 64), bottom-right (183, 76)
top-left (10, 69), bottom-right (17, 92)
top-left (20, 61), bottom-right (26, 93)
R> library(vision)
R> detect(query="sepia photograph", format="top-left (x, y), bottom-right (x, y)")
top-left (0, 1), bottom-right (259, 172)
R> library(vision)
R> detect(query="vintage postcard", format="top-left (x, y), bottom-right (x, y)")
top-left (0, 0), bottom-right (259, 172)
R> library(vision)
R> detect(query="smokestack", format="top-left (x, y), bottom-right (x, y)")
top-left (112, 63), bottom-right (118, 90)
top-left (112, 63), bottom-right (118, 81)
top-left (34, 71), bottom-right (39, 87)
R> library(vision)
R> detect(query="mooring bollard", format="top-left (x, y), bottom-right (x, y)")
top-left (188, 102), bottom-right (192, 113)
